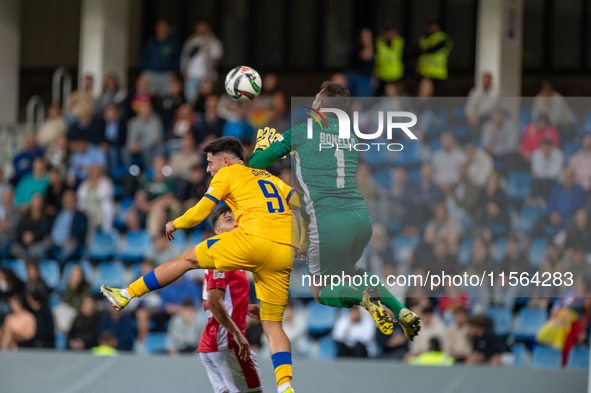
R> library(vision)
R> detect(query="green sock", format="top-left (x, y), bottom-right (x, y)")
top-left (318, 284), bottom-right (363, 308)
top-left (353, 267), bottom-right (407, 318)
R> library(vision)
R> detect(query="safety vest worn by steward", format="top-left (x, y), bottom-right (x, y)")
top-left (408, 351), bottom-right (455, 366)
top-left (374, 35), bottom-right (405, 82)
top-left (417, 31), bottom-right (452, 80)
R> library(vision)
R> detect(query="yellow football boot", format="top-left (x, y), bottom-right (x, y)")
top-left (100, 285), bottom-right (130, 311)
top-left (397, 308), bottom-right (421, 341)
top-left (360, 286), bottom-right (394, 335)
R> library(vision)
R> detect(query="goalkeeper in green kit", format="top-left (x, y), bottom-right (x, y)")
top-left (249, 81), bottom-right (421, 340)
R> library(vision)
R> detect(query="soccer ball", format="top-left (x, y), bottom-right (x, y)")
top-left (224, 65), bottom-right (262, 102)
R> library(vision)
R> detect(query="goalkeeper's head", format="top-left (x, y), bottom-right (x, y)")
top-left (313, 81), bottom-right (350, 112)
top-left (204, 136), bottom-right (245, 176)
top-left (211, 205), bottom-right (237, 235)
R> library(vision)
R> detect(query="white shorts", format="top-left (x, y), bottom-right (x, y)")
top-left (199, 348), bottom-right (263, 393)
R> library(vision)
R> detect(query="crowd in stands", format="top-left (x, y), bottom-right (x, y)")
top-left (0, 18), bottom-right (589, 370)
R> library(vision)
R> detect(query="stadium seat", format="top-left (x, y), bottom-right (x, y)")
top-left (528, 237), bottom-right (548, 269)
top-left (143, 332), bottom-right (168, 355)
top-left (392, 141), bottom-right (423, 168)
top-left (519, 109), bottom-right (532, 135)
top-left (168, 228), bottom-right (187, 249)
top-left (453, 107), bottom-right (465, 119)
top-left (493, 237), bottom-right (507, 261)
top-left (88, 231), bottom-right (118, 260)
top-left (113, 197), bottom-right (134, 229)
top-left (0, 259), bottom-right (27, 281)
top-left (458, 237), bottom-right (473, 267)
top-left (582, 110), bottom-right (591, 135)
top-left (429, 139), bottom-right (441, 152)
top-left (515, 205), bottom-right (546, 234)
top-left (511, 343), bottom-right (527, 366)
top-left (531, 345), bottom-right (562, 369)
top-left (93, 261), bottom-right (125, 292)
top-left (491, 224), bottom-right (510, 236)
top-left (49, 293), bottom-right (62, 310)
top-left (513, 308), bottom-right (548, 340)
top-left (39, 260), bottom-right (60, 289)
top-left (187, 230), bottom-right (205, 247)
top-left (407, 168), bottom-right (421, 182)
top-left (566, 346), bottom-right (590, 369)
top-left (392, 234), bottom-right (420, 264)
top-left (59, 260), bottom-right (94, 292)
top-left (55, 332), bottom-right (68, 351)
top-left (438, 108), bottom-right (448, 128)
top-left (563, 141), bottom-right (581, 163)
top-left (450, 127), bottom-right (469, 140)
top-left (307, 302), bottom-right (338, 336)
top-left (117, 230), bottom-right (152, 261)
top-left (387, 221), bottom-right (404, 233)
top-left (506, 171), bottom-right (533, 201)
top-left (373, 169), bottom-right (393, 189)
top-left (362, 147), bottom-right (389, 168)
top-left (486, 307), bottom-right (512, 336)
top-left (317, 337), bottom-right (337, 360)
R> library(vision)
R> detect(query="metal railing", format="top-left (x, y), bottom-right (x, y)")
top-left (26, 95), bottom-right (45, 132)
top-left (52, 66), bottom-right (72, 109)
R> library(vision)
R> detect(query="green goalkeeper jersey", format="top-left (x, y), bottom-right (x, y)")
top-left (249, 117), bottom-right (367, 217)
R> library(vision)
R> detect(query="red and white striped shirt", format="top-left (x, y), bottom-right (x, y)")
top-left (198, 269), bottom-right (250, 353)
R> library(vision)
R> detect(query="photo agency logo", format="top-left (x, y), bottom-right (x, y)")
top-left (305, 107), bottom-right (419, 151)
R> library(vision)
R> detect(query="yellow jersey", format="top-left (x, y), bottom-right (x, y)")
top-left (203, 165), bottom-right (295, 246)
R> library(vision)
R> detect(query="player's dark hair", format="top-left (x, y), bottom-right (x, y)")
top-left (203, 136), bottom-right (245, 162)
top-left (211, 205), bottom-right (232, 228)
top-left (318, 81), bottom-right (350, 111)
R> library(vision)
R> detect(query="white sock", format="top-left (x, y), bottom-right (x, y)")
top-left (121, 289), bottom-right (131, 300)
top-left (278, 382), bottom-right (291, 393)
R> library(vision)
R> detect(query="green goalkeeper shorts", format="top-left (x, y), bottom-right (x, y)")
top-left (306, 208), bottom-right (373, 276)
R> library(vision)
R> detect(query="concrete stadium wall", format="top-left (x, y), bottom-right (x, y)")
top-left (0, 350), bottom-right (587, 393)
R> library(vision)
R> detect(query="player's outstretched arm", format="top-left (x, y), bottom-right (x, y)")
top-left (249, 127), bottom-right (292, 169)
top-left (167, 197), bottom-right (218, 240)
top-left (208, 288), bottom-right (251, 361)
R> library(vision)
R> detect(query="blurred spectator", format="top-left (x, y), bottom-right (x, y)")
top-left (98, 306), bottom-right (134, 351)
top-left (141, 19), bottom-right (181, 96)
top-left (68, 295), bottom-right (100, 350)
top-left (480, 107), bottom-right (520, 158)
top-left (134, 260), bottom-right (164, 342)
top-left (465, 237), bottom-right (496, 277)
top-left (145, 233), bottom-right (180, 266)
top-left (68, 106), bottom-right (103, 144)
top-left (389, 167), bottom-right (419, 222)
top-left (565, 208), bottom-right (591, 253)
top-left (101, 105), bottom-right (127, 173)
top-left (408, 306), bottom-right (445, 355)
top-left (12, 132), bottom-right (44, 183)
top-left (465, 142), bottom-right (493, 186)
top-left (0, 293), bottom-right (36, 350)
top-left (475, 171), bottom-right (509, 230)
top-left (25, 261), bottom-right (48, 300)
top-left (94, 74), bottom-right (127, 116)
top-left (44, 134), bottom-right (69, 174)
top-left (333, 306), bottom-right (376, 358)
top-left (531, 138), bottom-right (564, 200)
top-left (416, 16), bottom-right (452, 89)
top-left (134, 156), bottom-right (180, 237)
top-left (15, 157), bottom-right (49, 206)
top-left (66, 75), bottom-right (95, 119)
top-left (193, 95), bottom-right (225, 144)
top-left (26, 288), bottom-right (54, 348)
top-left (67, 138), bottom-right (107, 186)
top-left (192, 79), bottom-right (214, 114)
top-left (176, 166), bottom-right (208, 207)
top-left (282, 302), bottom-right (308, 356)
top-left (346, 27), bottom-right (375, 97)
top-left (11, 194), bottom-right (52, 260)
top-left (533, 167), bottom-right (585, 236)
top-left (49, 190), bottom-right (88, 264)
top-left (92, 331), bottom-right (119, 356)
top-left (532, 81), bottom-right (576, 142)
top-left (38, 104), bottom-right (67, 149)
top-left (158, 75), bottom-right (186, 129)
top-left (408, 337), bottom-right (454, 365)
top-left (221, 102), bottom-right (254, 142)
top-left (167, 299), bottom-right (201, 355)
top-left (126, 102), bottom-right (163, 168)
top-left (534, 241), bottom-right (567, 298)
top-left (0, 168), bottom-right (8, 199)
top-left (412, 78), bottom-right (442, 136)
top-left (76, 165), bottom-right (114, 232)
top-left (374, 21), bottom-right (404, 95)
top-left (181, 20), bottom-right (223, 105)
top-left (520, 115), bottom-right (559, 162)
top-left (432, 132), bottom-right (466, 188)
top-left (248, 73), bottom-right (287, 129)
top-left (45, 168), bottom-right (65, 216)
top-left (0, 188), bottom-right (21, 259)
top-left (169, 103), bottom-right (197, 139)
top-left (444, 307), bottom-right (472, 362)
top-left (330, 72), bottom-right (348, 88)
top-left (357, 224), bottom-right (394, 279)
top-left (562, 243), bottom-right (591, 290)
top-left (446, 163), bottom-right (480, 230)
top-left (465, 71), bottom-right (499, 130)
top-left (0, 269), bottom-right (25, 314)
top-left (425, 239), bottom-right (460, 279)
top-left (355, 162), bottom-right (378, 201)
top-left (568, 134), bottom-right (591, 191)
top-left (424, 202), bottom-right (460, 255)
top-left (404, 164), bottom-right (443, 228)
top-left (493, 235), bottom-right (528, 309)
top-left (170, 134), bottom-right (203, 179)
top-left (376, 309), bottom-right (408, 359)
top-left (130, 75), bottom-right (154, 115)
top-left (466, 316), bottom-right (507, 365)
